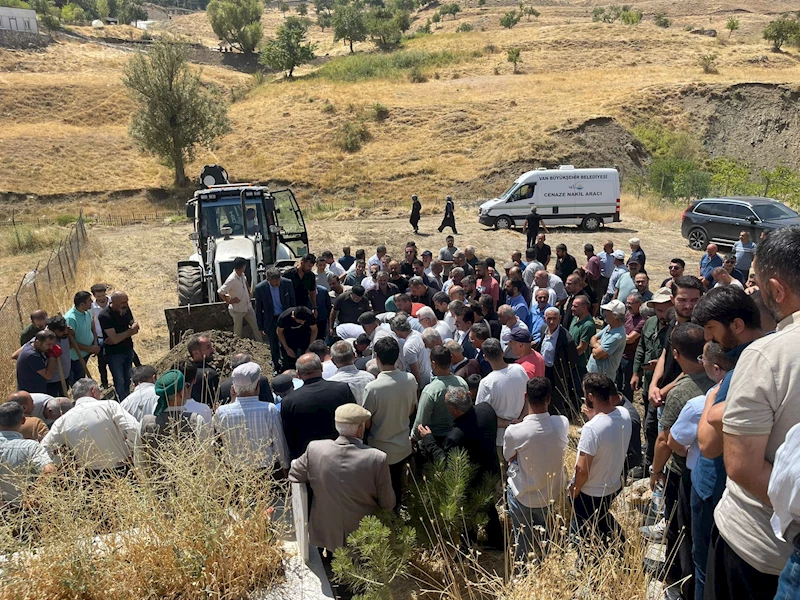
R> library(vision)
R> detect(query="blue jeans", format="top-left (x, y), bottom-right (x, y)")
top-left (506, 487), bottom-right (551, 565)
top-left (775, 549), bottom-right (800, 600)
top-left (106, 348), bottom-right (134, 400)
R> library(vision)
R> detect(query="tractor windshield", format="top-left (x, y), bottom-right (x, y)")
top-left (272, 189), bottom-right (309, 257)
top-left (200, 198), bottom-right (266, 239)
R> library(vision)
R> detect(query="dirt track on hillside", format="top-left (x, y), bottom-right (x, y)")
top-left (88, 208), bottom-right (703, 367)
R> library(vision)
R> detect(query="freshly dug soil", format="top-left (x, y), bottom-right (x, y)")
top-left (152, 330), bottom-right (273, 380)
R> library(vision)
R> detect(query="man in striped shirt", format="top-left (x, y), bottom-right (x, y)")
top-left (213, 363), bottom-right (290, 476)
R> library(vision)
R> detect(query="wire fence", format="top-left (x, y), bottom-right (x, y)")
top-left (0, 211), bottom-right (181, 228)
top-left (0, 213), bottom-right (89, 394)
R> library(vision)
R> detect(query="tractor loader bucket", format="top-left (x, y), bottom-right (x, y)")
top-left (164, 302), bottom-right (233, 348)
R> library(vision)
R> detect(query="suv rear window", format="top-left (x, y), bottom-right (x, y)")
top-left (693, 202), bottom-right (728, 217)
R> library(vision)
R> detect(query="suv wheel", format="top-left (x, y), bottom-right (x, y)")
top-left (581, 214), bottom-right (602, 232)
top-left (688, 227), bottom-right (708, 251)
top-left (495, 215), bottom-right (513, 230)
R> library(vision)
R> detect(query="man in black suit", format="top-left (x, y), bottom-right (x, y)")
top-left (280, 352), bottom-right (355, 460)
top-left (255, 268), bottom-right (296, 371)
top-left (534, 308), bottom-right (582, 417)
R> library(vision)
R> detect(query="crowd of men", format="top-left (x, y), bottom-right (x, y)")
top-left (4, 219), bottom-right (800, 600)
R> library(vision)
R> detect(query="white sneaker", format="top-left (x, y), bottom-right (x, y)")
top-left (640, 518), bottom-right (666, 541)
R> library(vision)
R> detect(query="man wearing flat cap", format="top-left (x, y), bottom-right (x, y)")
top-left (289, 403), bottom-right (395, 554)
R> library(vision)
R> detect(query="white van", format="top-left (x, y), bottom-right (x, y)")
top-left (478, 166), bottom-right (621, 232)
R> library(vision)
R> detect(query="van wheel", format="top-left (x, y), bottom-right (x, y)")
top-left (688, 227), bottom-right (708, 251)
top-left (581, 214), bottom-right (602, 232)
top-left (495, 216), bottom-right (513, 230)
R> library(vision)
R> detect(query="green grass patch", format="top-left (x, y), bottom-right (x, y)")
top-left (315, 49), bottom-right (468, 82)
top-left (0, 226), bottom-right (65, 255)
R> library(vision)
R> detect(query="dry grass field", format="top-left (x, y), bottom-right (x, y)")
top-left (1, 0), bottom-right (799, 206)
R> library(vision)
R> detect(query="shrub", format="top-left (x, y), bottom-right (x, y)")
top-left (698, 52), bottom-right (718, 73)
top-left (620, 7), bottom-right (642, 24)
top-left (654, 11), bottom-right (670, 28)
top-left (61, 2), bottom-right (86, 22)
top-left (524, 5), bottom-right (539, 20)
top-left (725, 16), bottom-right (739, 38)
top-left (763, 16), bottom-right (800, 51)
top-left (322, 99), bottom-right (336, 113)
top-left (296, 1), bottom-right (307, 14)
top-left (54, 213), bottom-right (78, 226)
top-left (1, 226), bottom-right (63, 255)
top-left (456, 21), bottom-right (473, 32)
top-left (500, 9), bottom-right (520, 28)
top-left (372, 102), bottom-right (390, 121)
top-left (484, 42), bottom-right (497, 53)
top-left (507, 46), bottom-right (521, 72)
top-left (409, 65), bottom-right (426, 82)
top-left (315, 49), bottom-right (462, 82)
top-left (439, 1), bottom-right (460, 19)
top-left (334, 120), bottom-right (370, 152)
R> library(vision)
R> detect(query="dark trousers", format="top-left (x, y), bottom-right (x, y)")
top-left (46, 381), bottom-right (65, 396)
top-left (617, 356), bottom-right (635, 405)
top-left (705, 524), bottom-right (779, 600)
top-left (438, 218), bottom-right (457, 234)
top-left (691, 485), bottom-right (720, 600)
top-left (94, 346), bottom-right (109, 387)
top-left (389, 456), bottom-right (409, 509)
top-left (70, 359), bottom-right (86, 384)
top-left (526, 232), bottom-right (537, 249)
top-left (266, 325), bottom-right (282, 371)
top-left (663, 468), bottom-right (692, 587)
top-left (598, 276), bottom-right (610, 301)
top-left (673, 469), bottom-right (695, 598)
top-left (571, 491), bottom-right (624, 548)
top-left (106, 348), bottom-right (134, 400)
top-left (643, 400), bottom-right (659, 472)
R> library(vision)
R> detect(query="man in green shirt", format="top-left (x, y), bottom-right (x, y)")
top-left (568, 295), bottom-right (595, 377)
top-left (64, 291), bottom-right (100, 384)
top-left (19, 310), bottom-right (48, 347)
top-left (411, 345), bottom-right (468, 445)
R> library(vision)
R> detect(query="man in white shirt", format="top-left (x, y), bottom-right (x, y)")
top-left (476, 338), bottom-right (528, 449)
top-left (368, 245), bottom-right (386, 271)
top-left (321, 250), bottom-right (346, 278)
top-left (391, 314), bottom-right (430, 389)
top-left (569, 373), bottom-right (631, 549)
top-left (498, 304), bottom-right (529, 352)
top-left (532, 270), bottom-right (559, 307)
top-left (522, 249), bottom-right (545, 289)
top-left (217, 256), bottom-right (263, 342)
top-left (416, 306), bottom-right (453, 341)
top-left (41, 377), bottom-right (140, 474)
top-left (504, 377), bottom-right (568, 564)
top-left (213, 363), bottom-right (290, 474)
top-left (120, 365), bottom-right (159, 422)
top-left (768, 422), bottom-right (800, 599)
top-left (0, 402), bottom-right (55, 507)
top-left (328, 340), bottom-right (375, 404)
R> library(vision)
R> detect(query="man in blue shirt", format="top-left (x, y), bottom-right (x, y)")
top-left (731, 231), bottom-right (756, 279)
top-left (64, 291), bottom-right (100, 384)
top-left (529, 288), bottom-right (551, 343)
top-left (698, 243), bottom-right (723, 289)
top-left (688, 285), bottom-right (764, 600)
top-left (504, 279), bottom-right (529, 326)
top-left (604, 250), bottom-right (628, 304)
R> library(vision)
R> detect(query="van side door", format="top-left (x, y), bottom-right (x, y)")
top-left (504, 182), bottom-right (537, 224)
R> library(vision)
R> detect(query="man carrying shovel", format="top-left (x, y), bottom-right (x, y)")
top-left (65, 291), bottom-right (100, 384)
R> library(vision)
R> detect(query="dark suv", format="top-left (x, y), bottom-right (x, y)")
top-left (681, 196), bottom-right (800, 250)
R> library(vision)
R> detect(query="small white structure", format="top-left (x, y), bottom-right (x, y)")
top-left (0, 7), bottom-right (39, 34)
top-left (91, 19), bottom-right (104, 29)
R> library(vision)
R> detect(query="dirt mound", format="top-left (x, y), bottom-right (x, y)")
top-left (153, 330), bottom-right (273, 381)
top-left (680, 83), bottom-right (800, 171)
top-left (556, 117), bottom-right (650, 173)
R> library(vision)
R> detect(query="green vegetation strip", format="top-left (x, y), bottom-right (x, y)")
top-left (314, 48), bottom-right (471, 82)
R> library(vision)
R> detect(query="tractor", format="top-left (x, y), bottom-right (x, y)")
top-left (164, 165), bottom-right (309, 347)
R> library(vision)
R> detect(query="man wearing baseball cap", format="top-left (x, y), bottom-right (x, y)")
top-left (587, 299), bottom-right (627, 381)
top-left (289, 403), bottom-right (395, 555)
top-left (628, 237), bottom-right (646, 270)
top-left (603, 250), bottom-right (628, 304)
top-left (508, 329), bottom-right (545, 379)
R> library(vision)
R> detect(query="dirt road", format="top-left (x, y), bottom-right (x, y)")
top-left (90, 211), bottom-right (702, 365)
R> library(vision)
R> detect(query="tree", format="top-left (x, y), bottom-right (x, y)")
top-left (524, 6), bottom-right (539, 21)
top-left (317, 11), bottom-right (331, 30)
top-left (61, 2), bottom-right (87, 21)
top-left (296, 2), bottom-right (307, 15)
top-left (260, 15), bottom-right (316, 77)
top-left (97, 0), bottom-right (109, 19)
top-left (30, 0), bottom-right (61, 30)
top-left (439, 2), bottom-right (459, 19)
top-left (499, 9), bottom-right (520, 29)
top-left (763, 17), bottom-right (800, 51)
top-left (118, 0), bottom-right (146, 23)
top-left (207, 0), bottom-right (263, 52)
top-left (333, 2), bottom-right (367, 53)
top-left (698, 52), bottom-right (718, 73)
top-left (365, 7), bottom-right (402, 48)
top-left (122, 42), bottom-right (230, 187)
top-left (313, 0), bottom-right (332, 14)
top-left (507, 46), bottom-right (521, 72)
top-left (431, 11), bottom-right (440, 28)
top-left (725, 16), bottom-right (739, 38)
top-left (653, 11), bottom-right (670, 28)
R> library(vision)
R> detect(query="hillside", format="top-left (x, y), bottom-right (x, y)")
top-left (1, 0), bottom-right (799, 211)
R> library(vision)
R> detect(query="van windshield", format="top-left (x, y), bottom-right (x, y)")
top-left (500, 183), bottom-right (518, 200)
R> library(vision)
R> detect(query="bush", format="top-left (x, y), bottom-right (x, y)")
top-left (207, 0), bottom-right (263, 53)
top-left (54, 214), bottom-right (78, 226)
top-left (654, 11), bottom-right (670, 28)
top-left (439, 1), bottom-right (460, 19)
top-left (524, 5), bottom-right (539, 20)
top-left (620, 7), bottom-right (642, 24)
top-left (725, 16), bottom-right (739, 38)
top-left (372, 102), bottom-right (389, 121)
top-left (500, 9), bottom-right (520, 28)
top-left (61, 2), bottom-right (86, 22)
top-left (334, 120), bottom-right (370, 152)
top-left (484, 42), bottom-right (497, 53)
top-left (763, 16), bottom-right (800, 51)
top-left (322, 99), bottom-right (336, 113)
top-left (315, 49), bottom-right (463, 82)
top-left (408, 65), bottom-right (426, 82)
top-left (698, 52), bottom-right (718, 73)
top-left (0, 226), bottom-right (63, 255)
top-left (507, 46), bottom-right (521, 72)
top-left (456, 21), bottom-right (473, 32)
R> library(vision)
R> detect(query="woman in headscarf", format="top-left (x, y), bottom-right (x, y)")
top-left (409, 194), bottom-right (422, 234)
top-left (135, 370), bottom-right (210, 474)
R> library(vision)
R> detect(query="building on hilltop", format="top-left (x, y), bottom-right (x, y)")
top-left (0, 7), bottom-right (39, 35)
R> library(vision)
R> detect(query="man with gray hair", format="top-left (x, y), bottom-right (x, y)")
top-left (42, 377), bottom-right (139, 475)
top-left (120, 365), bottom-right (158, 422)
top-left (33, 394), bottom-right (73, 427)
top-left (421, 328), bottom-right (443, 350)
top-left (217, 352), bottom-right (272, 405)
top-left (416, 305), bottom-right (453, 340)
top-left (498, 304), bottom-right (529, 352)
top-left (453, 251), bottom-right (475, 277)
top-left (587, 299), bottom-right (627, 381)
top-left (536, 308), bottom-right (581, 416)
top-left (280, 353), bottom-right (355, 460)
top-left (443, 267), bottom-right (465, 295)
top-left (213, 362), bottom-right (289, 475)
top-left (0, 402), bottom-right (56, 508)
top-left (328, 340), bottom-right (375, 404)
top-left (289, 403), bottom-right (395, 554)
top-left (391, 313), bottom-right (431, 389)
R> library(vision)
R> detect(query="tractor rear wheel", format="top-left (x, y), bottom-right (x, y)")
top-left (177, 263), bottom-right (204, 306)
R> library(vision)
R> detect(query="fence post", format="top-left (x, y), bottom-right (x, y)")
top-left (56, 241), bottom-right (68, 287)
